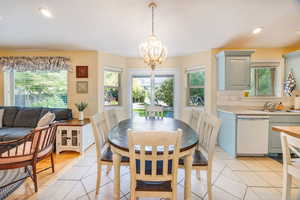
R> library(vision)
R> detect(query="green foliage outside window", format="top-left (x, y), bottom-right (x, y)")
top-left (155, 78), bottom-right (174, 107)
top-left (14, 71), bottom-right (67, 108)
top-left (187, 70), bottom-right (205, 106)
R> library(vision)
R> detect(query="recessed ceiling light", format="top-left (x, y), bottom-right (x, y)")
top-left (39, 7), bottom-right (53, 18)
top-left (252, 27), bottom-right (263, 34)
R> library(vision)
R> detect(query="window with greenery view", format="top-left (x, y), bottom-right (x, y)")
top-left (14, 70), bottom-right (67, 108)
top-left (104, 70), bottom-right (121, 106)
top-left (250, 67), bottom-right (276, 96)
top-left (187, 69), bottom-right (205, 106)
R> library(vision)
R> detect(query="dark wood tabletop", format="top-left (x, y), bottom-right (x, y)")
top-left (108, 118), bottom-right (199, 152)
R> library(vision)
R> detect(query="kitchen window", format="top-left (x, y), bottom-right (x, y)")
top-left (250, 62), bottom-right (280, 97)
top-left (104, 68), bottom-right (122, 106)
top-left (186, 67), bottom-right (205, 106)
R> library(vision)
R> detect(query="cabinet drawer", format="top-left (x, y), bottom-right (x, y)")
top-left (269, 115), bottom-right (300, 123)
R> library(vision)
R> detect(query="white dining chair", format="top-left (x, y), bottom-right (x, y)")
top-left (104, 109), bottom-right (119, 129)
top-left (128, 129), bottom-right (182, 200)
top-left (189, 109), bottom-right (201, 131)
top-left (281, 132), bottom-right (300, 200)
top-left (145, 105), bottom-right (164, 119)
top-left (180, 113), bottom-right (221, 200)
top-left (116, 108), bottom-right (130, 122)
top-left (91, 113), bottom-right (129, 195)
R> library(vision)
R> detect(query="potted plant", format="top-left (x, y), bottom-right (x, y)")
top-left (75, 102), bottom-right (88, 121)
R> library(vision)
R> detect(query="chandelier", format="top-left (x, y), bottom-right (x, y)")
top-left (139, 2), bottom-right (167, 70)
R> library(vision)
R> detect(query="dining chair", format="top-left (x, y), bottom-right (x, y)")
top-left (91, 113), bottom-right (129, 195)
top-left (103, 109), bottom-right (119, 129)
top-left (0, 124), bottom-right (57, 192)
top-left (281, 132), bottom-right (300, 200)
top-left (189, 109), bottom-right (201, 131)
top-left (116, 108), bottom-right (130, 122)
top-left (128, 129), bottom-right (182, 200)
top-left (145, 105), bottom-right (164, 119)
top-left (180, 113), bottom-right (222, 200)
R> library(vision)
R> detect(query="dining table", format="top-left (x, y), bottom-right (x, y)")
top-left (108, 117), bottom-right (199, 200)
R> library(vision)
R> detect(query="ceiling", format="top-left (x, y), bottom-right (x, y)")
top-left (0, 0), bottom-right (300, 57)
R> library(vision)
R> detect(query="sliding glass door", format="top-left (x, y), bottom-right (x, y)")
top-left (131, 74), bottom-right (174, 118)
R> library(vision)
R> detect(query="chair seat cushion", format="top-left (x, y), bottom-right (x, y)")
top-left (100, 147), bottom-right (129, 163)
top-left (136, 180), bottom-right (172, 192)
top-left (179, 150), bottom-right (208, 166)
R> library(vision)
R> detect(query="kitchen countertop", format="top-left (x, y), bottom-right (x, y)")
top-left (218, 107), bottom-right (300, 115)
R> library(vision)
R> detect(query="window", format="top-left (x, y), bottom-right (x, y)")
top-left (187, 68), bottom-right (205, 106)
top-left (250, 67), bottom-right (278, 96)
top-left (104, 69), bottom-right (121, 106)
top-left (10, 70), bottom-right (67, 107)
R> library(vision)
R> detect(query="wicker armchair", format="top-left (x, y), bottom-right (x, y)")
top-left (0, 124), bottom-right (57, 192)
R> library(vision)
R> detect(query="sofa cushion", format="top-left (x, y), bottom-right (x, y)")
top-left (0, 128), bottom-right (33, 142)
top-left (49, 108), bottom-right (72, 121)
top-left (37, 112), bottom-right (55, 128)
top-left (14, 107), bottom-right (42, 128)
top-left (2, 107), bottom-right (20, 127)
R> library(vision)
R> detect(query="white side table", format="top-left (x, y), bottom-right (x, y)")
top-left (56, 119), bottom-right (93, 154)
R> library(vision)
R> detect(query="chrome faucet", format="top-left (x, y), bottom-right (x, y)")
top-left (263, 102), bottom-right (277, 112)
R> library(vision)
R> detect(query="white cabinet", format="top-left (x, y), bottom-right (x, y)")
top-left (56, 119), bottom-right (94, 154)
top-left (237, 115), bottom-right (269, 155)
top-left (216, 50), bottom-right (255, 90)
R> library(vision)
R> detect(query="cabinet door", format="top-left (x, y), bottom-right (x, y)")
top-left (269, 122), bottom-right (300, 153)
top-left (226, 56), bottom-right (250, 90)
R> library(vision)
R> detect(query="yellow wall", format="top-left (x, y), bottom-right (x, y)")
top-left (0, 50), bottom-right (98, 118)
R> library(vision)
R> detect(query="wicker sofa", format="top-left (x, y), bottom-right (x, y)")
top-left (0, 106), bottom-right (72, 142)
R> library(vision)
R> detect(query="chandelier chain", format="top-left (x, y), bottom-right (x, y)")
top-left (152, 5), bottom-right (154, 35)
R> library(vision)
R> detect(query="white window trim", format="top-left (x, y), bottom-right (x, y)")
top-left (186, 66), bottom-right (206, 107)
top-left (103, 66), bottom-right (123, 107)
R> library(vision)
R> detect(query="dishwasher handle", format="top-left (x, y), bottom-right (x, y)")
top-left (238, 115), bottom-right (269, 120)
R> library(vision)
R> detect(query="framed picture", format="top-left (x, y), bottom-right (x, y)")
top-left (76, 66), bottom-right (88, 78)
top-left (76, 81), bottom-right (88, 93)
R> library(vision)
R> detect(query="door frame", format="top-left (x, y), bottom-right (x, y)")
top-left (127, 67), bottom-right (180, 118)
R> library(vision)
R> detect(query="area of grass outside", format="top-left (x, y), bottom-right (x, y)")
top-left (133, 108), bottom-right (174, 118)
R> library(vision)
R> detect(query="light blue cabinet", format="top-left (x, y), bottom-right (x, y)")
top-left (217, 111), bottom-right (237, 157)
top-left (216, 50), bottom-right (255, 90)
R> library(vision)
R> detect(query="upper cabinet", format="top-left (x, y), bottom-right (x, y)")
top-left (216, 50), bottom-right (255, 90)
top-left (284, 50), bottom-right (300, 90)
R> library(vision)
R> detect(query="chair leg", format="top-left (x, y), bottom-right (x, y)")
top-left (282, 172), bottom-right (292, 200)
top-left (32, 163), bottom-right (38, 192)
top-left (50, 153), bottom-right (55, 173)
top-left (207, 169), bottom-right (212, 200)
top-left (95, 162), bottom-right (102, 195)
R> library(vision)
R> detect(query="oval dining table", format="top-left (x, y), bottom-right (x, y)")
top-left (108, 117), bottom-right (199, 200)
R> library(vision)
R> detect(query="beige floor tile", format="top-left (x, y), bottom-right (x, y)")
top-left (233, 171), bottom-right (270, 187)
top-left (221, 166), bottom-right (244, 184)
top-left (81, 172), bottom-right (112, 193)
top-left (58, 165), bottom-right (91, 180)
top-left (212, 159), bottom-right (227, 172)
top-left (255, 158), bottom-right (283, 172)
top-left (278, 188), bottom-right (300, 200)
top-left (33, 180), bottom-right (78, 200)
top-left (74, 156), bottom-right (97, 167)
top-left (203, 186), bottom-right (240, 200)
top-left (88, 182), bottom-right (126, 200)
top-left (225, 159), bottom-right (249, 171)
top-left (244, 187), bottom-right (261, 200)
top-left (214, 174), bottom-right (247, 199)
top-left (63, 181), bottom-right (88, 200)
top-left (239, 159), bottom-right (272, 171)
top-left (249, 187), bottom-right (282, 200)
top-left (214, 151), bottom-right (235, 160)
top-left (255, 171), bottom-right (285, 187)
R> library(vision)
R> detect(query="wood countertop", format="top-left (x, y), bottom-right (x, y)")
top-left (272, 126), bottom-right (300, 139)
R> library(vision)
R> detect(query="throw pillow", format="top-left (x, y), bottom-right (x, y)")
top-left (0, 109), bottom-right (4, 128)
top-left (36, 112), bottom-right (56, 128)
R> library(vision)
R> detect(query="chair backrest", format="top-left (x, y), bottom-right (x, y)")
top-left (128, 129), bottom-right (182, 182)
top-left (145, 106), bottom-right (164, 118)
top-left (197, 113), bottom-right (221, 164)
top-left (189, 109), bottom-right (200, 131)
top-left (104, 110), bottom-right (119, 129)
top-left (281, 133), bottom-right (300, 166)
top-left (91, 113), bottom-right (109, 160)
top-left (116, 108), bottom-right (130, 122)
top-left (0, 124), bottom-right (57, 166)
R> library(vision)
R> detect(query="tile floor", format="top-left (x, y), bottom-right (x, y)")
top-left (8, 146), bottom-right (300, 200)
